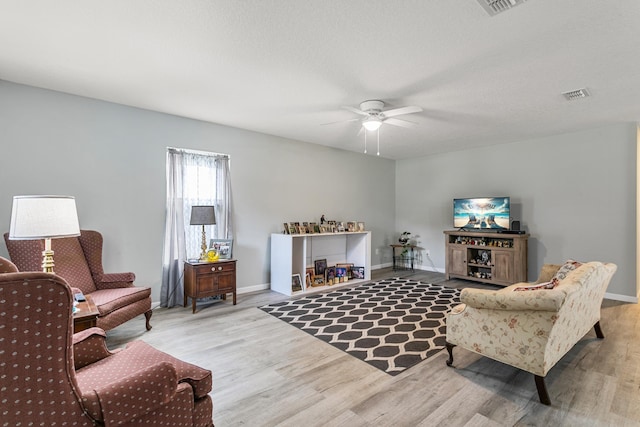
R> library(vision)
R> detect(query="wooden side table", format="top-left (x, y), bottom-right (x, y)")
top-left (73, 295), bottom-right (100, 332)
top-left (184, 259), bottom-right (237, 313)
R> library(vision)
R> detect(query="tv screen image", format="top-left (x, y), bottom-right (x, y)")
top-left (453, 197), bottom-right (510, 230)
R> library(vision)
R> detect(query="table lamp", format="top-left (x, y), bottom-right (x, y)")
top-left (190, 205), bottom-right (216, 261)
top-left (9, 195), bottom-right (81, 273)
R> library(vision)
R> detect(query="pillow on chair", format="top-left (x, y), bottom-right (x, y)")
top-left (550, 259), bottom-right (583, 286)
top-left (514, 281), bottom-right (555, 291)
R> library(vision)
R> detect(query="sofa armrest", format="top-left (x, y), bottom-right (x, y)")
top-left (460, 287), bottom-right (566, 312)
top-left (93, 361), bottom-right (178, 426)
top-left (73, 327), bottom-right (114, 369)
top-left (95, 272), bottom-right (136, 289)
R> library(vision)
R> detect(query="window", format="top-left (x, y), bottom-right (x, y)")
top-left (161, 147), bottom-right (233, 307)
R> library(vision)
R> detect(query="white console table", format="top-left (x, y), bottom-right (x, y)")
top-left (270, 231), bottom-right (371, 296)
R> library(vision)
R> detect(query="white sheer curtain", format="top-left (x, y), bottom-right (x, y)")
top-left (161, 148), bottom-right (233, 308)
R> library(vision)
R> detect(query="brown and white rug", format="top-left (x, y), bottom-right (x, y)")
top-left (260, 278), bottom-right (460, 376)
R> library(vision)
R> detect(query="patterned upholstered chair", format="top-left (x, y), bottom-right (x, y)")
top-left (4, 229), bottom-right (152, 331)
top-left (445, 261), bottom-right (617, 405)
top-left (0, 260), bottom-right (214, 427)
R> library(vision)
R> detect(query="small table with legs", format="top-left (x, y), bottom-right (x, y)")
top-left (390, 244), bottom-right (417, 271)
top-left (73, 295), bottom-right (100, 332)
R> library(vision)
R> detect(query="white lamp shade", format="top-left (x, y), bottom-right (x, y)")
top-left (9, 195), bottom-right (81, 240)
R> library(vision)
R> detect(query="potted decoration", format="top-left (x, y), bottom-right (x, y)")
top-left (398, 231), bottom-right (411, 246)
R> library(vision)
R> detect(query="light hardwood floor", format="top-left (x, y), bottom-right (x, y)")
top-left (106, 268), bottom-right (640, 427)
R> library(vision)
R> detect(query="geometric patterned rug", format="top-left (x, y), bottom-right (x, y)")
top-left (260, 278), bottom-right (461, 376)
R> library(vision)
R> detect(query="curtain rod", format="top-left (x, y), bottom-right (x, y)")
top-left (167, 147), bottom-right (230, 159)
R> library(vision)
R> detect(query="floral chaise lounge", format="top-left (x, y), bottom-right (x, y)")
top-left (445, 260), bottom-right (617, 405)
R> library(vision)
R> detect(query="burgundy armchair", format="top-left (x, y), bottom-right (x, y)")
top-left (4, 229), bottom-right (152, 331)
top-left (0, 258), bottom-right (214, 427)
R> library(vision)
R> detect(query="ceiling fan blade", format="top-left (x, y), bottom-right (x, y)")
top-left (384, 117), bottom-right (418, 128)
top-left (342, 106), bottom-right (369, 116)
top-left (382, 106), bottom-right (423, 118)
top-left (320, 117), bottom-right (360, 126)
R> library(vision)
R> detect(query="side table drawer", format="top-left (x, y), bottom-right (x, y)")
top-left (193, 262), bottom-right (235, 275)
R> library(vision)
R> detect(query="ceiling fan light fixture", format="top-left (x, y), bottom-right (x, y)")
top-left (362, 117), bottom-right (382, 131)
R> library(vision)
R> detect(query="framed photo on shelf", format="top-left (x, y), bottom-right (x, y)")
top-left (314, 258), bottom-right (327, 276)
top-left (357, 222), bottom-right (365, 232)
top-left (209, 239), bottom-right (233, 259)
top-left (306, 266), bottom-right (315, 279)
top-left (325, 266), bottom-right (336, 285)
top-left (312, 275), bottom-right (325, 287)
top-left (336, 263), bottom-right (354, 279)
top-left (305, 273), bottom-right (312, 289)
top-left (337, 222), bottom-right (346, 232)
top-left (291, 274), bottom-right (303, 292)
top-left (335, 267), bottom-right (347, 282)
top-left (347, 221), bottom-right (357, 232)
top-left (283, 223), bottom-right (290, 234)
top-left (352, 266), bottom-right (365, 279)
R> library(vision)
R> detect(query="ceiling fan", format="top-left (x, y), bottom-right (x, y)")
top-left (324, 100), bottom-right (423, 132)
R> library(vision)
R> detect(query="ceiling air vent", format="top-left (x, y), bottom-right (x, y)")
top-left (562, 88), bottom-right (590, 101)
top-left (477, 0), bottom-right (528, 16)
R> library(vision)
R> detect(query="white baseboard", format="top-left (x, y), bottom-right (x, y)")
top-left (604, 292), bottom-right (638, 303)
top-left (238, 282), bottom-right (271, 294)
top-left (372, 262), bottom-right (393, 270)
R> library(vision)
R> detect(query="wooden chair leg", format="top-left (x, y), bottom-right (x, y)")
top-left (445, 342), bottom-right (456, 367)
top-left (534, 375), bottom-right (551, 405)
top-left (145, 310), bottom-right (153, 331)
top-left (594, 321), bottom-right (604, 339)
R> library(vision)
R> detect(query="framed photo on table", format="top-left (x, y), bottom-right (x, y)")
top-left (209, 239), bottom-right (233, 259)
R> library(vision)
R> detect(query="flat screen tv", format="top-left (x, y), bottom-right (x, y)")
top-left (453, 197), bottom-right (510, 230)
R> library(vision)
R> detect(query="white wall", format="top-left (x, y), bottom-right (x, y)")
top-left (396, 123), bottom-right (637, 299)
top-left (0, 81), bottom-right (396, 301)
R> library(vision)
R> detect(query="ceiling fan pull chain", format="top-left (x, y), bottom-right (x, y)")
top-left (364, 130), bottom-right (367, 154)
top-left (377, 128), bottom-right (380, 156)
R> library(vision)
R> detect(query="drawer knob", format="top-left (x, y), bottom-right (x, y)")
top-left (211, 267), bottom-right (216, 272)
top-left (218, 266), bottom-right (223, 271)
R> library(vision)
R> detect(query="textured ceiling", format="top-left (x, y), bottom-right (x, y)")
top-left (1, 1), bottom-right (639, 159)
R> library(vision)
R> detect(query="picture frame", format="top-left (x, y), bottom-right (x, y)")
top-left (314, 258), bottom-right (327, 276)
top-left (325, 266), bottom-right (336, 286)
top-left (352, 266), bottom-right (365, 279)
top-left (291, 274), bottom-right (303, 292)
top-left (337, 222), bottom-right (346, 232)
top-left (305, 273), bottom-right (312, 289)
top-left (347, 221), bottom-right (357, 232)
top-left (283, 223), bottom-right (290, 234)
top-left (312, 274), bottom-right (325, 287)
top-left (288, 224), bottom-right (297, 234)
top-left (209, 239), bottom-right (233, 259)
top-left (336, 263), bottom-right (354, 279)
top-left (335, 267), bottom-right (347, 282)
top-left (306, 266), bottom-right (315, 279)
top-left (357, 222), bottom-right (365, 232)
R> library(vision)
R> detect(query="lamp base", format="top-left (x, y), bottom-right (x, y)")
top-left (199, 225), bottom-right (208, 261)
top-left (42, 238), bottom-right (55, 273)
